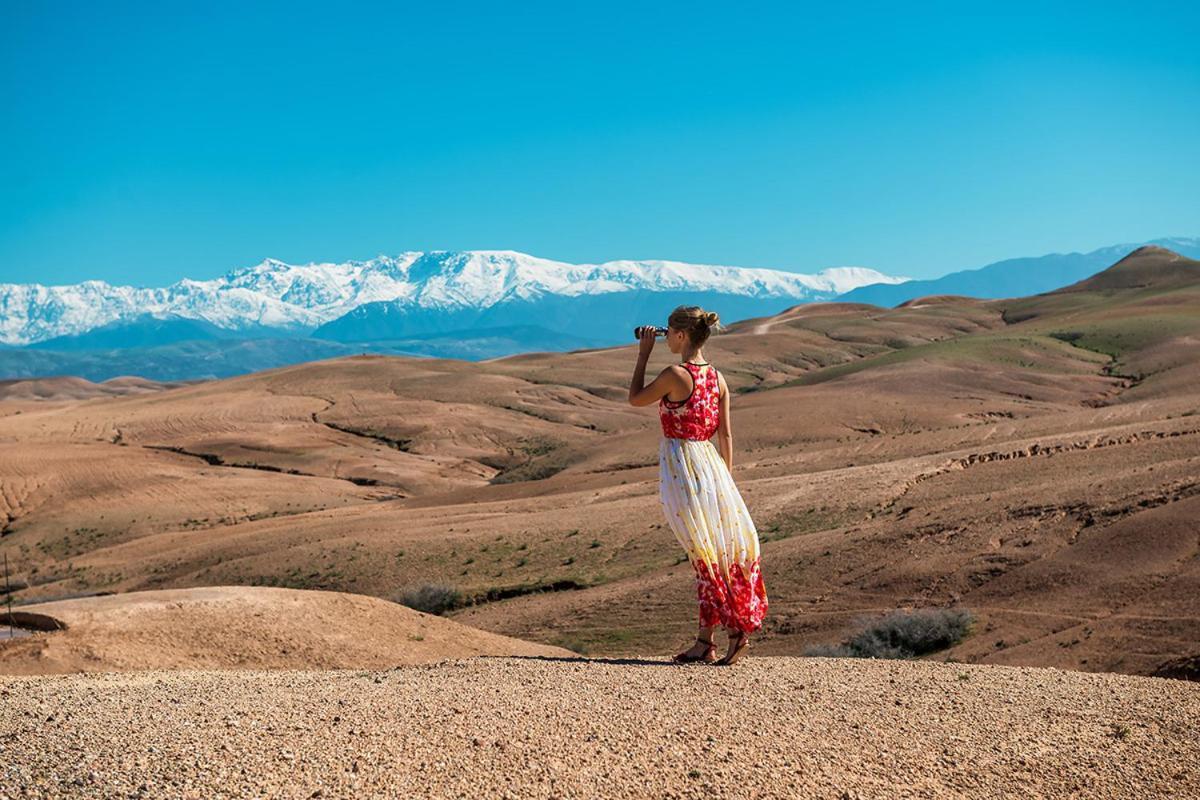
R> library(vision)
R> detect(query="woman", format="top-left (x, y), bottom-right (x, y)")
top-left (627, 305), bottom-right (768, 665)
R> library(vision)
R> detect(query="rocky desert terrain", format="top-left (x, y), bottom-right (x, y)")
top-left (2, 657), bottom-right (1197, 799)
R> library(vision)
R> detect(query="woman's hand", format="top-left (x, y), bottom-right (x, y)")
top-left (638, 325), bottom-right (656, 359)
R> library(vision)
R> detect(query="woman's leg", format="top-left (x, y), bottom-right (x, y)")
top-left (717, 624), bottom-right (751, 665)
top-left (678, 569), bottom-right (722, 660)
top-left (675, 624), bottom-right (716, 660)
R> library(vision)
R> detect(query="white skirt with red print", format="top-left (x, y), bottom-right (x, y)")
top-left (658, 435), bottom-right (768, 633)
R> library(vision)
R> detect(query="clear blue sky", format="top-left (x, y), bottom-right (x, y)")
top-left (2, 1), bottom-right (1197, 286)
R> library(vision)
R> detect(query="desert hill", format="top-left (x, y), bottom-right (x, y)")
top-left (1051, 245), bottom-right (1200, 293)
top-left (836, 235), bottom-right (1200, 306)
top-left (0, 657), bottom-right (1196, 798)
top-left (1, 246), bottom-right (1198, 678)
top-left (0, 375), bottom-right (178, 402)
top-left (0, 585), bottom-right (571, 675)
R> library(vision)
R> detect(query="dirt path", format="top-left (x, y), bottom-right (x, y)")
top-left (1, 656), bottom-right (1196, 799)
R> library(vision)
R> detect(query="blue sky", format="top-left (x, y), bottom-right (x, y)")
top-left (2, 1), bottom-right (1198, 286)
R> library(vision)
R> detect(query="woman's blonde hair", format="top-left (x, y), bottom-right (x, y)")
top-left (668, 305), bottom-right (722, 347)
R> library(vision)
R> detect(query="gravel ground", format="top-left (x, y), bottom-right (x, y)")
top-left (1, 656), bottom-right (1197, 799)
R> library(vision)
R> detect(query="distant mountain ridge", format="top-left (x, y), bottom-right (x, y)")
top-left (0, 251), bottom-right (903, 347)
top-left (836, 237), bottom-right (1200, 306)
top-left (3, 239), bottom-right (1199, 381)
top-left (30, 314), bottom-right (250, 351)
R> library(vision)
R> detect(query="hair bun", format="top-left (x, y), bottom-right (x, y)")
top-left (667, 304), bottom-right (720, 345)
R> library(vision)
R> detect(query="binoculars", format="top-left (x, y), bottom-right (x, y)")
top-left (634, 325), bottom-right (669, 339)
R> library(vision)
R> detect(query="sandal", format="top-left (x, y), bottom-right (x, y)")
top-left (715, 631), bottom-right (750, 666)
top-left (672, 637), bottom-right (718, 664)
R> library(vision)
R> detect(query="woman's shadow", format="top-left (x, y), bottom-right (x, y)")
top-left (481, 654), bottom-right (677, 667)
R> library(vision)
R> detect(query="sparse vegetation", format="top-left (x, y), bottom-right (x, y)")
top-left (759, 507), bottom-right (854, 543)
top-left (489, 436), bottom-right (585, 484)
top-left (393, 578), bottom-right (588, 615)
top-left (473, 579), bottom-right (586, 603)
top-left (804, 607), bottom-right (975, 659)
top-left (550, 635), bottom-right (589, 655)
top-left (395, 584), bottom-right (463, 615)
top-left (551, 626), bottom-right (636, 655)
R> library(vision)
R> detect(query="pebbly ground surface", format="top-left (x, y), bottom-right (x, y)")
top-left (1, 655), bottom-right (1197, 799)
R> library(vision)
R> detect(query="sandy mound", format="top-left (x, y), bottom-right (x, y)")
top-left (0, 657), bottom-right (1195, 798)
top-left (0, 586), bottom-right (572, 675)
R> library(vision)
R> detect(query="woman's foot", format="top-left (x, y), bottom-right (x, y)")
top-left (672, 637), bottom-right (718, 664)
top-left (715, 631), bottom-right (750, 665)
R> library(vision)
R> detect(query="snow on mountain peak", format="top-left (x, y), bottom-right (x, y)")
top-left (815, 266), bottom-right (911, 295)
top-left (0, 250), bottom-right (905, 346)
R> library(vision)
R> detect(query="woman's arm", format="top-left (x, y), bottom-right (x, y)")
top-left (628, 328), bottom-right (685, 406)
top-left (629, 362), bottom-right (685, 407)
top-left (715, 370), bottom-right (733, 471)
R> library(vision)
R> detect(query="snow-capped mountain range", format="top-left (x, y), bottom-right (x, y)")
top-left (0, 251), bottom-right (906, 346)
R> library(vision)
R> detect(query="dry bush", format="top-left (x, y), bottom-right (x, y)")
top-left (394, 584), bottom-right (463, 615)
top-left (803, 607), bottom-right (975, 659)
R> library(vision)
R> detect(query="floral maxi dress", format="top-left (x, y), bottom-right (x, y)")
top-left (659, 362), bottom-right (768, 633)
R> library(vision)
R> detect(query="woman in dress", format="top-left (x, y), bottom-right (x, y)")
top-left (627, 305), bottom-right (768, 665)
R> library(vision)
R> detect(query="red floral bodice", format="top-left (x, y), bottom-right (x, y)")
top-left (659, 362), bottom-right (720, 440)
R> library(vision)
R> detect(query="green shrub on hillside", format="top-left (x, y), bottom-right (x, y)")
top-left (804, 607), bottom-right (975, 659)
top-left (394, 584), bottom-right (463, 615)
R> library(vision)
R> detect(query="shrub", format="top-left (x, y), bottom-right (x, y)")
top-left (804, 607), bottom-right (975, 659)
top-left (395, 584), bottom-right (463, 615)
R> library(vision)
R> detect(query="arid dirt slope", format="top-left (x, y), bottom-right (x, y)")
top-left (2, 245), bottom-right (1198, 677)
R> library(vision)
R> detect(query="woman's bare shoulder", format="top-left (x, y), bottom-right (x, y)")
top-left (660, 363), bottom-right (690, 380)
top-left (660, 364), bottom-right (692, 387)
